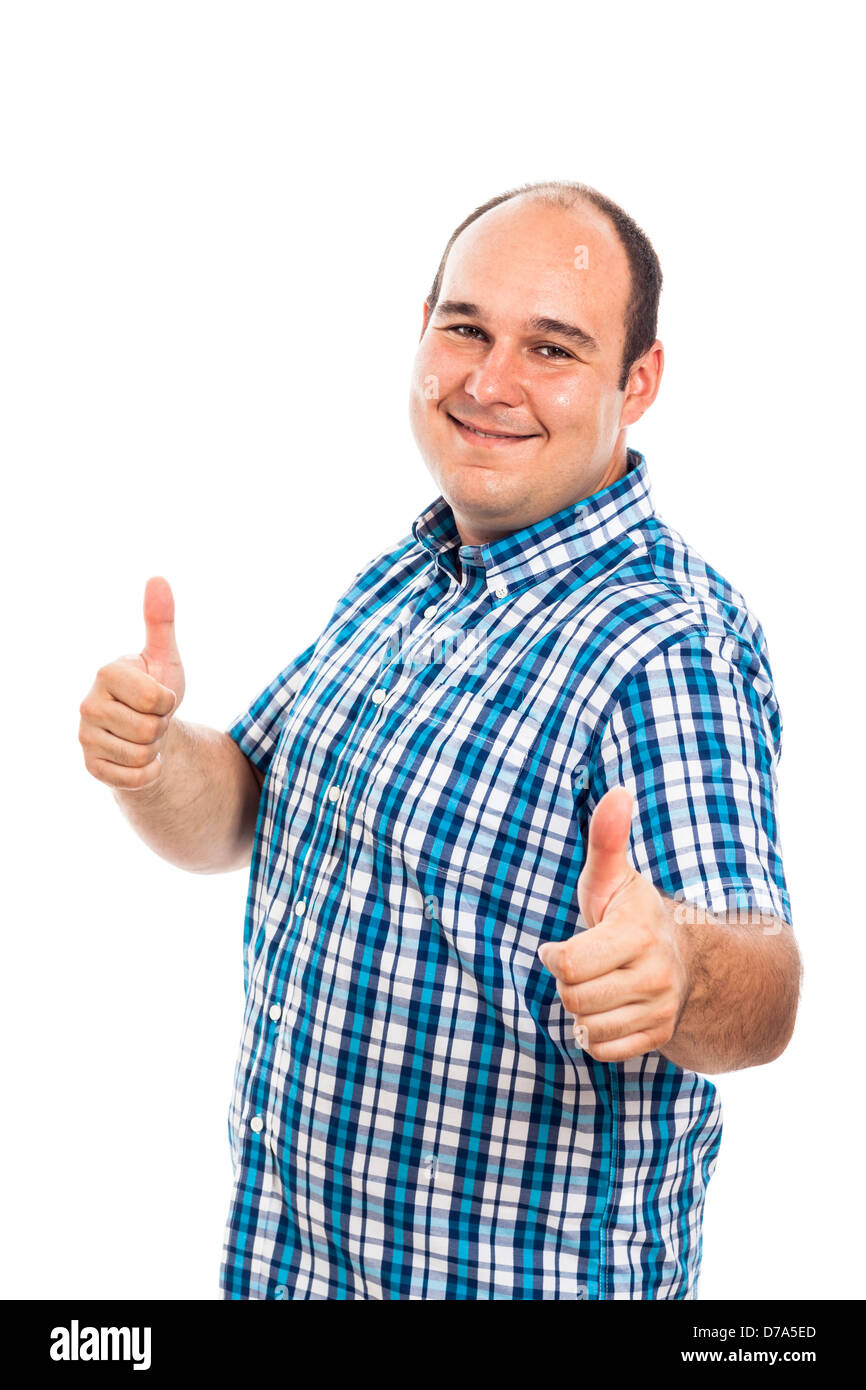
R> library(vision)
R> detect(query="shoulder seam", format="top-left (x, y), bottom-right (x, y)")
top-left (637, 523), bottom-right (756, 646)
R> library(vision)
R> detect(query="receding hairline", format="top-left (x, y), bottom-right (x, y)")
top-left (437, 183), bottom-right (628, 276)
top-left (435, 188), bottom-right (632, 304)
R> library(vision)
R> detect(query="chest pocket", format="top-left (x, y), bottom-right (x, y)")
top-left (357, 697), bottom-right (539, 894)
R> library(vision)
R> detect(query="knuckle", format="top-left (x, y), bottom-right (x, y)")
top-left (643, 966), bottom-right (667, 995)
top-left (134, 688), bottom-right (156, 716)
top-left (635, 921), bottom-right (655, 952)
top-left (564, 984), bottom-right (582, 1014)
top-left (140, 713), bottom-right (163, 743)
top-left (652, 1000), bottom-right (674, 1030)
top-left (141, 687), bottom-right (163, 717)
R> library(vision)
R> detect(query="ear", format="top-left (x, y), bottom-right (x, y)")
top-left (620, 339), bottom-right (664, 429)
top-left (420, 299), bottom-right (432, 341)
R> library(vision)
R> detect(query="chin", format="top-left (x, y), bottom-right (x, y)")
top-left (442, 468), bottom-right (519, 517)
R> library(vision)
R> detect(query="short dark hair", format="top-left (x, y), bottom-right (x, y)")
top-left (425, 180), bottom-right (662, 391)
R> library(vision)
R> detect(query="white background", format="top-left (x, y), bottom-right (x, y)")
top-left (2, 1), bottom-right (862, 1300)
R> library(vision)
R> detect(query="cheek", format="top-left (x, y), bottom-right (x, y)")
top-left (412, 341), bottom-right (460, 411)
top-left (540, 384), bottom-right (591, 434)
top-left (541, 379), bottom-right (607, 436)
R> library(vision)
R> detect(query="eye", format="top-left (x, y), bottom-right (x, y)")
top-left (442, 323), bottom-right (488, 340)
top-left (535, 344), bottom-right (575, 360)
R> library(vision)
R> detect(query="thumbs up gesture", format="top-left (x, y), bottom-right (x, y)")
top-left (78, 577), bottom-right (185, 791)
top-left (537, 788), bottom-right (691, 1062)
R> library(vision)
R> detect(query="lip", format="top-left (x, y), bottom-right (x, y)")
top-left (447, 412), bottom-right (539, 448)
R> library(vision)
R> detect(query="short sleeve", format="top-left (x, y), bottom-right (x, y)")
top-left (589, 628), bottom-right (793, 926)
top-left (226, 639), bottom-right (318, 778)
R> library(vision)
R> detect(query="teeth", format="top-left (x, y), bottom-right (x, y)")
top-left (462, 420), bottom-right (519, 439)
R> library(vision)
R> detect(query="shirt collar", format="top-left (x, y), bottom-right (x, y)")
top-left (411, 447), bottom-right (655, 593)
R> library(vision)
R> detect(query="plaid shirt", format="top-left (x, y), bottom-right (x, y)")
top-left (220, 448), bottom-right (791, 1300)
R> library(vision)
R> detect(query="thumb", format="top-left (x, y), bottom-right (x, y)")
top-left (577, 786), bottom-right (636, 928)
top-left (142, 575), bottom-right (181, 673)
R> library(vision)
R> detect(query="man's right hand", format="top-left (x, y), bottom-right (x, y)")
top-left (79, 576), bottom-right (186, 791)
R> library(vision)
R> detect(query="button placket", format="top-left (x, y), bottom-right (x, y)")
top-left (244, 1103), bottom-right (282, 1190)
top-left (274, 978), bottom-right (301, 1057)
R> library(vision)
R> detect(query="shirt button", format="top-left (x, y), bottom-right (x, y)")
top-left (250, 1115), bottom-right (264, 1134)
top-left (295, 900), bottom-right (306, 916)
top-left (424, 605), bottom-right (438, 619)
top-left (327, 784), bottom-right (341, 802)
top-left (493, 584), bottom-right (508, 599)
top-left (371, 688), bottom-right (387, 705)
top-left (268, 1003), bottom-right (282, 1022)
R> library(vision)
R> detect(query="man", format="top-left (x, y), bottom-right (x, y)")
top-left (79, 180), bottom-right (801, 1300)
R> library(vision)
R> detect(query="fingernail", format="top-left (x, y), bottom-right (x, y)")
top-left (537, 944), bottom-right (553, 967)
top-left (573, 1023), bottom-right (589, 1048)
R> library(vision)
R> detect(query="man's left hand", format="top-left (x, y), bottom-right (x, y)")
top-left (537, 787), bottom-right (692, 1062)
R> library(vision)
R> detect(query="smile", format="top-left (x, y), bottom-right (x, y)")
top-left (448, 413), bottom-right (538, 445)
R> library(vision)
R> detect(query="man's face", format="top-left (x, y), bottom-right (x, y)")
top-left (409, 196), bottom-right (662, 544)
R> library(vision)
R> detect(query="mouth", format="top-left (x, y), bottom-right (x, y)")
top-left (447, 412), bottom-right (539, 447)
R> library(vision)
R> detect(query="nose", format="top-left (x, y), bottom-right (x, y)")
top-left (463, 341), bottom-right (525, 409)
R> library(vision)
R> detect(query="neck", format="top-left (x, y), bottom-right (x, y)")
top-left (453, 446), bottom-right (631, 549)
top-left (595, 444), bottom-right (629, 492)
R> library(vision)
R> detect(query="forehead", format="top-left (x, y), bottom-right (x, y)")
top-left (438, 196), bottom-right (631, 355)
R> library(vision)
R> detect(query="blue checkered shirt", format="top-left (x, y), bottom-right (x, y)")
top-left (220, 448), bottom-right (792, 1300)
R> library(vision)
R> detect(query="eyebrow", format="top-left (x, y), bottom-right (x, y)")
top-left (434, 300), bottom-right (600, 354)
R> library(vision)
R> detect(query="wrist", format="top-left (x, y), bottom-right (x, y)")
top-left (664, 894), bottom-right (700, 1017)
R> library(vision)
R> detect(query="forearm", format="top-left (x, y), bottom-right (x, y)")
top-left (660, 901), bottom-right (802, 1074)
top-left (112, 717), bottom-right (262, 874)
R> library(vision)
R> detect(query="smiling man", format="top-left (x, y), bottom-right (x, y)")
top-left (410, 191), bottom-right (653, 538)
top-left (83, 180), bottom-right (800, 1300)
